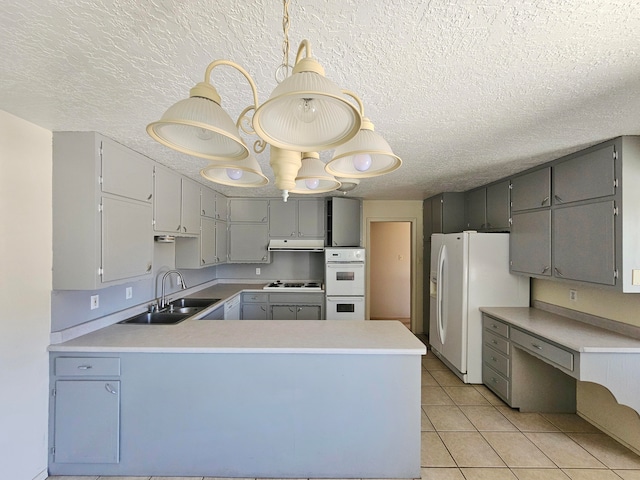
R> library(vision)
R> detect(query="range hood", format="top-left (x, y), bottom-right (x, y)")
top-left (268, 239), bottom-right (325, 252)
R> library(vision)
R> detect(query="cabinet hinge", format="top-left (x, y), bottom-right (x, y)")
top-left (613, 148), bottom-right (619, 161)
top-left (98, 203), bottom-right (104, 213)
top-left (98, 175), bottom-right (103, 185)
top-left (51, 388), bottom-right (56, 397)
top-left (50, 446), bottom-right (55, 455)
top-left (508, 217), bottom-right (513, 226)
top-left (509, 183), bottom-right (513, 190)
top-left (614, 269), bottom-right (619, 279)
top-left (99, 141), bottom-right (103, 158)
top-left (614, 178), bottom-right (619, 189)
top-left (98, 267), bottom-right (104, 277)
top-left (613, 205), bottom-right (619, 216)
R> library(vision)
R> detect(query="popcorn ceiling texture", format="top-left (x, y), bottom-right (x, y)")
top-left (1, 0), bottom-right (640, 199)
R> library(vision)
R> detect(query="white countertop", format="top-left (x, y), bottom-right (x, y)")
top-left (480, 307), bottom-right (640, 353)
top-left (48, 319), bottom-right (426, 355)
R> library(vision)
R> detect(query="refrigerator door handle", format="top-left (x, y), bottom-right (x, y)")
top-left (436, 244), bottom-right (447, 344)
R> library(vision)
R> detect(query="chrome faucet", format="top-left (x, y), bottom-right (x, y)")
top-left (160, 270), bottom-right (187, 309)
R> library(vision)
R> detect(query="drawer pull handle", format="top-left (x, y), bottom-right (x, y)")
top-left (77, 365), bottom-right (93, 370)
top-left (105, 383), bottom-right (118, 395)
top-left (541, 196), bottom-right (550, 206)
top-left (492, 340), bottom-right (498, 345)
top-left (491, 356), bottom-right (497, 362)
top-left (490, 377), bottom-right (498, 384)
top-left (492, 324), bottom-right (499, 329)
top-left (531, 343), bottom-right (543, 350)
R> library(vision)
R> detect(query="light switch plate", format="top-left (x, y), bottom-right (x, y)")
top-left (125, 287), bottom-right (133, 299)
top-left (90, 295), bottom-right (99, 310)
top-left (633, 270), bottom-right (640, 286)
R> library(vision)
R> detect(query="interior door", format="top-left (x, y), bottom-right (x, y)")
top-left (441, 233), bottom-right (467, 374)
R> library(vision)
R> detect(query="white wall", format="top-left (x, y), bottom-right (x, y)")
top-left (0, 110), bottom-right (52, 479)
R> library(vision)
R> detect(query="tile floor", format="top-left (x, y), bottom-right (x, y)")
top-left (46, 348), bottom-right (640, 480)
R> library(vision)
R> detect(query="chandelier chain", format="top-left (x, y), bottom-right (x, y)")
top-left (276, 0), bottom-right (291, 83)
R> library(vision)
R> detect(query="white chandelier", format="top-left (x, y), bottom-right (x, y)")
top-left (147, 0), bottom-right (401, 201)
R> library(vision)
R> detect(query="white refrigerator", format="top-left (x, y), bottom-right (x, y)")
top-left (429, 232), bottom-right (529, 383)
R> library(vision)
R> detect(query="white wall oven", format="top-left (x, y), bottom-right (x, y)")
top-left (325, 248), bottom-right (365, 320)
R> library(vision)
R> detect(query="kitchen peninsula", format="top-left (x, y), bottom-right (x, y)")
top-left (48, 319), bottom-right (426, 478)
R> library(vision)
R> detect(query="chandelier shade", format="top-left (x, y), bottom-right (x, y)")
top-left (200, 154), bottom-right (268, 187)
top-left (147, 93), bottom-right (249, 162)
top-left (290, 152), bottom-right (341, 194)
top-left (325, 118), bottom-right (402, 178)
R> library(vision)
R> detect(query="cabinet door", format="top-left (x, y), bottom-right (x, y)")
top-left (432, 193), bottom-right (465, 233)
top-left (154, 167), bottom-right (182, 232)
top-left (298, 198), bottom-right (325, 237)
top-left (431, 194), bottom-right (443, 233)
top-left (296, 305), bottom-right (322, 320)
top-left (181, 178), bottom-right (201, 234)
top-left (465, 188), bottom-right (486, 230)
top-left (229, 199), bottom-right (269, 223)
top-left (271, 305), bottom-right (297, 320)
top-left (553, 144), bottom-right (616, 205)
top-left (216, 193), bottom-right (228, 220)
top-left (241, 303), bottom-right (268, 320)
top-left (228, 224), bottom-right (269, 262)
top-left (215, 221), bottom-right (228, 263)
top-left (423, 198), bottom-right (433, 240)
top-left (101, 139), bottom-right (153, 203)
top-left (330, 197), bottom-right (361, 246)
top-left (54, 380), bottom-right (120, 464)
top-left (201, 187), bottom-right (217, 218)
top-left (510, 210), bottom-right (551, 276)
top-left (102, 196), bottom-right (152, 283)
top-left (269, 199), bottom-right (298, 237)
top-left (200, 217), bottom-right (217, 266)
top-left (486, 181), bottom-right (511, 230)
top-left (511, 168), bottom-right (551, 211)
top-left (553, 201), bottom-right (616, 285)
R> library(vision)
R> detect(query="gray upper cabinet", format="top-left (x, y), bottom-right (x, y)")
top-left (298, 198), bottom-right (325, 238)
top-left (200, 187), bottom-right (217, 218)
top-left (486, 181), bottom-right (511, 231)
top-left (510, 210), bottom-right (551, 277)
top-left (53, 132), bottom-right (154, 290)
top-left (153, 168), bottom-right (201, 235)
top-left (269, 198), bottom-right (324, 238)
top-left (429, 192), bottom-right (465, 234)
top-left (228, 223), bottom-right (269, 263)
top-left (510, 167), bottom-right (551, 211)
top-left (464, 188), bottom-right (486, 230)
top-left (553, 144), bottom-right (616, 205)
top-left (229, 198), bottom-right (269, 223)
top-left (269, 199), bottom-right (297, 237)
top-left (553, 202), bottom-right (616, 285)
top-left (327, 197), bottom-right (361, 246)
top-left (180, 178), bottom-right (201, 235)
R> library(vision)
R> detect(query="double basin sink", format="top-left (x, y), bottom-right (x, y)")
top-left (119, 298), bottom-right (221, 325)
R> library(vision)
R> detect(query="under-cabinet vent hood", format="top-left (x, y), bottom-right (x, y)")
top-left (268, 239), bottom-right (325, 252)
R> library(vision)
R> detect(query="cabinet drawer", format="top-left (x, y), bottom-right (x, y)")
top-left (55, 357), bottom-right (120, 376)
top-left (483, 364), bottom-right (509, 401)
top-left (484, 330), bottom-right (510, 355)
top-left (483, 315), bottom-right (509, 338)
top-left (511, 328), bottom-right (574, 371)
top-left (483, 345), bottom-right (509, 377)
top-left (242, 293), bottom-right (269, 303)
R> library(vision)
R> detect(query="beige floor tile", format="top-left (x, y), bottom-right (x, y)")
top-left (541, 414), bottom-right (602, 433)
top-left (421, 432), bottom-right (456, 467)
top-left (496, 406), bottom-right (561, 432)
top-left (482, 431), bottom-right (555, 468)
top-left (614, 470), bottom-right (640, 480)
top-left (420, 467), bottom-right (464, 479)
top-left (423, 405), bottom-right (476, 431)
top-left (460, 405), bottom-right (518, 431)
top-left (460, 467), bottom-right (518, 479)
top-left (422, 386), bottom-right (455, 405)
top-left (423, 357), bottom-right (448, 371)
top-left (422, 408), bottom-right (436, 431)
top-left (422, 369), bottom-right (439, 386)
top-left (568, 433), bottom-right (640, 469)
top-left (439, 431), bottom-right (506, 467)
top-left (473, 384), bottom-right (509, 406)
top-left (511, 468), bottom-right (571, 480)
top-left (442, 386), bottom-right (491, 406)
top-left (562, 469), bottom-right (623, 479)
top-left (524, 432), bottom-right (605, 469)
top-left (430, 369), bottom-right (465, 386)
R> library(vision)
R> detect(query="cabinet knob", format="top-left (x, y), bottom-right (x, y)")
top-left (147, 194), bottom-right (153, 200)
top-left (541, 266), bottom-right (550, 274)
top-left (176, 225), bottom-right (181, 231)
top-left (554, 195), bottom-right (563, 204)
top-left (541, 196), bottom-right (550, 206)
top-left (104, 383), bottom-right (118, 395)
top-left (146, 263), bottom-right (153, 273)
top-left (554, 267), bottom-right (564, 277)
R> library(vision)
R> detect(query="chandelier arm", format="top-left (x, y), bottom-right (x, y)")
top-left (294, 39), bottom-right (312, 64)
top-left (341, 90), bottom-right (365, 117)
top-left (203, 60), bottom-right (260, 113)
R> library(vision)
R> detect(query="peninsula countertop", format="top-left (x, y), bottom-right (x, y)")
top-left (48, 319), bottom-right (427, 355)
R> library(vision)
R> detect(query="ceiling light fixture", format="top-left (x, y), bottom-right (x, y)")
top-left (147, 0), bottom-right (399, 200)
top-left (290, 152), bottom-right (341, 195)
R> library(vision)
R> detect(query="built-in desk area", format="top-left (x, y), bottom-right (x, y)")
top-left (480, 304), bottom-right (640, 414)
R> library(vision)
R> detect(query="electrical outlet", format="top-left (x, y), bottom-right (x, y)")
top-left (256, 267), bottom-right (261, 275)
top-left (125, 287), bottom-right (133, 300)
top-left (90, 295), bottom-right (99, 310)
top-left (569, 289), bottom-right (578, 302)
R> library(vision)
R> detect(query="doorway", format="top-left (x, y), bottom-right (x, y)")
top-left (369, 221), bottom-right (411, 329)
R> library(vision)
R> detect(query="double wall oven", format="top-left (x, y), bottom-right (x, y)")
top-left (325, 248), bottom-right (365, 320)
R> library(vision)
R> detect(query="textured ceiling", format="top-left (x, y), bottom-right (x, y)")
top-left (1, 0), bottom-right (640, 200)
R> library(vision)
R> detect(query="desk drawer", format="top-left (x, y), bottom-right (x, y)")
top-left (55, 357), bottom-right (120, 376)
top-left (511, 328), bottom-right (574, 371)
top-left (242, 293), bottom-right (268, 303)
top-left (483, 364), bottom-right (509, 401)
top-left (484, 330), bottom-right (510, 355)
top-left (483, 315), bottom-right (509, 338)
top-left (483, 345), bottom-right (509, 377)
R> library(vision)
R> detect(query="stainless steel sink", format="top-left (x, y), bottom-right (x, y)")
top-left (119, 312), bottom-right (191, 325)
top-left (119, 298), bottom-right (221, 325)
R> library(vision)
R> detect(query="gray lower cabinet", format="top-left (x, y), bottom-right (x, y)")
top-left (509, 210), bottom-right (551, 276)
top-left (271, 305), bottom-right (322, 320)
top-left (242, 292), bottom-right (324, 320)
top-left (241, 292), bottom-right (269, 319)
